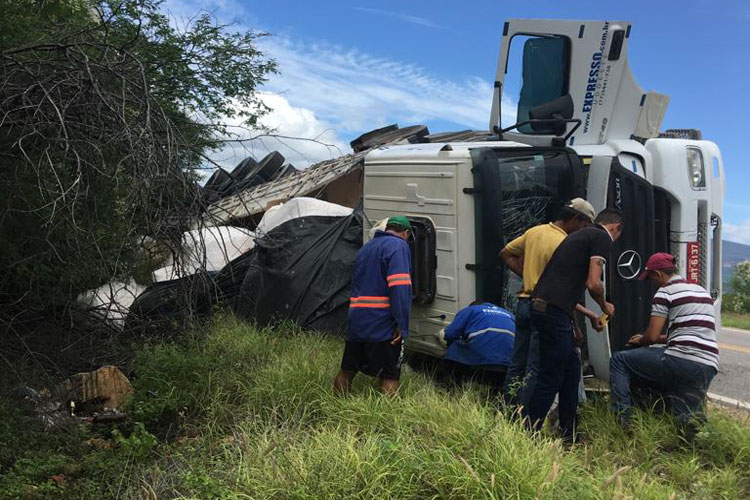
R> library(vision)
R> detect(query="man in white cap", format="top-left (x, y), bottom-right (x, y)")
top-left (501, 198), bottom-right (603, 409)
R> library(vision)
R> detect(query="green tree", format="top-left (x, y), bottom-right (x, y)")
top-left (0, 0), bottom-right (276, 317)
top-left (723, 260), bottom-right (750, 313)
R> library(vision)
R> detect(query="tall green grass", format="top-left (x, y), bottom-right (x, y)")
top-left (3, 314), bottom-right (750, 499)
top-left (722, 313), bottom-right (750, 330)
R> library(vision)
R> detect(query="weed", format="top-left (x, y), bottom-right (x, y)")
top-left (722, 313), bottom-right (750, 330)
top-left (3, 313), bottom-right (750, 499)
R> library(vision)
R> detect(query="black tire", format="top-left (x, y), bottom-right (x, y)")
top-left (231, 157), bottom-right (258, 180)
top-left (350, 124), bottom-right (399, 152)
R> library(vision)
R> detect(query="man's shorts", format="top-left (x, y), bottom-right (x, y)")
top-left (340, 340), bottom-right (404, 380)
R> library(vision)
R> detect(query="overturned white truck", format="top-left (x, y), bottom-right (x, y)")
top-left (362, 19), bottom-right (725, 381)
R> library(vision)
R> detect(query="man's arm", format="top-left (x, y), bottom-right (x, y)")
top-left (500, 248), bottom-right (524, 277)
top-left (572, 310), bottom-right (584, 346)
top-left (499, 233), bottom-right (526, 278)
top-left (574, 303), bottom-right (605, 332)
top-left (629, 315), bottom-right (668, 346)
top-left (444, 308), bottom-right (471, 345)
top-left (586, 257), bottom-right (614, 317)
top-left (629, 287), bottom-right (670, 345)
top-left (387, 244), bottom-right (413, 343)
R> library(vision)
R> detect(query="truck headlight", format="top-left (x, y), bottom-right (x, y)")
top-left (687, 147), bottom-right (706, 189)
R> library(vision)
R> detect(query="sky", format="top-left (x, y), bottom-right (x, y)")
top-left (166, 0), bottom-right (750, 243)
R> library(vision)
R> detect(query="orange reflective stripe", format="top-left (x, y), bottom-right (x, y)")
top-left (350, 296), bottom-right (389, 302)
top-left (350, 296), bottom-right (391, 308)
top-left (388, 279), bottom-right (412, 287)
top-left (387, 273), bottom-right (411, 282)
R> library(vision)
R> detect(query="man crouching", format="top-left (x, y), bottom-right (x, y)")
top-left (609, 253), bottom-right (719, 434)
top-left (333, 215), bottom-right (413, 396)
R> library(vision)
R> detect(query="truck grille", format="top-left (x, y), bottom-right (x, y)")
top-left (697, 219), bottom-right (708, 288)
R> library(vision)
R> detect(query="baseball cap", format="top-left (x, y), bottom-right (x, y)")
top-left (567, 198), bottom-right (596, 222)
top-left (638, 252), bottom-right (677, 280)
top-left (388, 215), bottom-right (412, 231)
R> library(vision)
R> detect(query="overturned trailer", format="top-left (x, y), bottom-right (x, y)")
top-left (207, 19), bottom-right (726, 383)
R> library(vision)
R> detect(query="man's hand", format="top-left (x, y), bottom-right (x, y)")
top-left (391, 328), bottom-right (403, 346)
top-left (574, 325), bottom-right (584, 347)
top-left (588, 314), bottom-right (605, 332)
top-left (627, 334), bottom-right (643, 345)
top-left (603, 301), bottom-right (615, 319)
top-left (436, 329), bottom-right (448, 348)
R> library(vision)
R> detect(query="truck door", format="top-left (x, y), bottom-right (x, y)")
top-left (470, 147), bottom-right (586, 309)
top-left (606, 161), bottom-right (656, 351)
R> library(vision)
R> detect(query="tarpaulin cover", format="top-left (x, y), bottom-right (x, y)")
top-left (125, 271), bottom-right (219, 333)
top-left (214, 250), bottom-right (257, 307)
top-left (152, 226), bottom-right (255, 282)
top-left (235, 209), bottom-right (363, 334)
top-left (255, 197), bottom-right (353, 237)
top-left (77, 279), bottom-right (146, 329)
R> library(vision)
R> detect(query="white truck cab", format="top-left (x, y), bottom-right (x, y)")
top-left (362, 19), bottom-right (725, 381)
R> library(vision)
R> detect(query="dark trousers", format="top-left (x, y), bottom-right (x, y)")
top-left (523, 304), bottom-right (580, 438)
top-left (610, 346), bottom-right (716, 426)
top-left (503, 298), bottom-right (540, 408)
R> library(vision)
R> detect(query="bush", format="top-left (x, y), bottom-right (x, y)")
top-left (724, 261), bottom-right (750, 313)
top-left (0, 0), bottom-right (276, 317)
top-left (723, 293), bottom-right (750, 314)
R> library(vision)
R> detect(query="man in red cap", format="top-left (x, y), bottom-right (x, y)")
top-left (609, 252), bottom-right (718, 433)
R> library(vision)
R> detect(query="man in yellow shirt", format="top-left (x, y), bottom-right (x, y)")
top-left (501, 198), bottom-right (601, 408)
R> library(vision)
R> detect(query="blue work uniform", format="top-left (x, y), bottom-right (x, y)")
top-left (347, 231), bottom-right (412, 342)
top-left (444, 303), bottom-right (515, 367)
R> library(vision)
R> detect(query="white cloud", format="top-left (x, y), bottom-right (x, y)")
top-left (723, 219), bottom-right (750, 245)
top-left (161, 1), bottom-right (516, 174)
top-left (352, 7), bottom-right (441, 29)
top-left (260, 37), bottom-right (504, 135)
top-left (210, 92), bottom-right (351, 172)
top-left (208, 36), bottom-right (514, 175)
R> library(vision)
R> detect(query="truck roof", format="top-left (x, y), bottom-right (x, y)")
top-left (365, 140), bottom-right (530, 162)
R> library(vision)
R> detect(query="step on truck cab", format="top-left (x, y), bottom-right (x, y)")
top-left (362, 19), bottom-right (725, 381)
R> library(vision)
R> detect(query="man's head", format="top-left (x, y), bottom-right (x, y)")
top-left (385, 215), bottom-right (412, 240)
top-left (638, 252), bottom-right (677, 286)
top-left (594, 208), bottom-right (625, 241)
top-left (557, 198), bottom-right (595, 233)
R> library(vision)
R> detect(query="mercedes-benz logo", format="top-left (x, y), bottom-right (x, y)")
top-left (617, 250), bottom-right (642, 280)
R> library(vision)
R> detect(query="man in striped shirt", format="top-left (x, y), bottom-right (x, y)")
top-left (609, 252), bottom-right (718, 430)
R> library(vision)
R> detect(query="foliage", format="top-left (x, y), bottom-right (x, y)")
top-left (5, 316), bottom-right (750, 499)
top-left (0, 0), bottom-right (276, 318)
top-left (111, 423), bottom-right (157, 459)
top-left (722, 313), bottom-right (750, 330)
top-left (723, 261), bottom-right (750, 314)
top-left (0, 397), bottom-right (155, 499)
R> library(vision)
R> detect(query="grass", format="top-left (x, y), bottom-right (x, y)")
top-left (723, 313), bottom-right (750, 331)
top-left (2, 314), bottom-right (750, 499)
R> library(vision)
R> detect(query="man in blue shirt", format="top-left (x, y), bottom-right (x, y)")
top-left (333, 215), bottom-right (413, 395)
top-left (438, 301), bottom-right (516, 393)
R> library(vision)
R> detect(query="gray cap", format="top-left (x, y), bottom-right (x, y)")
top-left (567, 198), bottom-right (596, 222)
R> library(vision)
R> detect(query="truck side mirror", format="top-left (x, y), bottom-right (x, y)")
top-left (529, 94), bottom-right (574, 134)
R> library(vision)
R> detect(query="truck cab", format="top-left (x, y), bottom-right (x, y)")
top-left (362, 19), bottom-right (725, 381)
